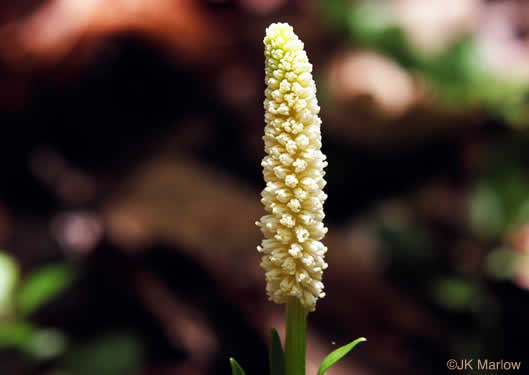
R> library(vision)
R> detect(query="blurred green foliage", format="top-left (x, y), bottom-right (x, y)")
top-left (376, 210), bottom-right (438, 278)
top-left (17, 264), bottom-right (76, 316)
top-left (320, 0), bottom-right (529, 127)
top-left (29, 328), bottom-right (69, 360)
top-left (470, 142), bottom-right (529, 241)
top-left (64, 333), bottom-right (144, 375)
top-left (486, 248), bottom-right (520, 280)
top-left (0, 251), bottom-right (19, 316)
top-left (469, 140), bottom-right (529, 286)
top-left (0, 321), bottom-right (35, 351)
top-left (432, 277), bottom-right (480, 312)
top-left (0, 251), bottom-right (74, 361)
top-left (0, 251), bottom-right (145, 375)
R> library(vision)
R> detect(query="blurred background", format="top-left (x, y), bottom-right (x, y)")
top-left (1, 0), bottom-right (529, 374)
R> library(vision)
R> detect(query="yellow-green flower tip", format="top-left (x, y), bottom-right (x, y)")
top-left (258, 23), bottom-right (328, 312)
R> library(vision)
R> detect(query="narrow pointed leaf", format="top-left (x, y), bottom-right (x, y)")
top-left (317, 337), bottom-right (366, 375)
top-left (230, 358), bottom-right (247, 375)
top-left (269, 328), bottom-right (285, 375)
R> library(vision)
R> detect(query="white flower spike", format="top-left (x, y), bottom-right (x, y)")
top-left (257, 23), bottom-right (328, 312)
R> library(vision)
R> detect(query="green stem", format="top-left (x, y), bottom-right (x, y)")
top-left (285, 297), bottom-right (307, 375)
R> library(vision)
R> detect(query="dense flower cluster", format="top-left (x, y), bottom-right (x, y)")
top-left (257, 23), bottom-right (328, 312)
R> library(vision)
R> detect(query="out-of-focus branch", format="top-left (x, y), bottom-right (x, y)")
top-left (135, 270), bottom-right (219, 369)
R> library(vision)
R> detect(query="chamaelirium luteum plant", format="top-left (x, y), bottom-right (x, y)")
top-left (230, 23), bottom-right (365, 375)
top-left (258, 22), bottom-right (328, 314)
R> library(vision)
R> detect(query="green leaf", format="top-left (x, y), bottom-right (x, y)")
top-left (0, 251), bottom-right (19, 315)
top-left (0, 321), bottom-right (35, 350)
top-left (64, 333), bottom-right (144, 375)
top-left (230, 357), bottom-right (247, 375)
top-left (0, 322), bottom-right (67, 360)
top-left (269, 328), bottom-right (285, 375)
top-left (469, 184), bottom-right (504, 240)
top-left (17, 264), bottom-right (76, 316)
top-left (486, 247), bottom-right (520, 280)
top-left (432, 277), bottom-right (476, 312)
top-left (317, 337), bottom-right (366, 375)
top-left (25, 328), bottom-right (67, 360)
